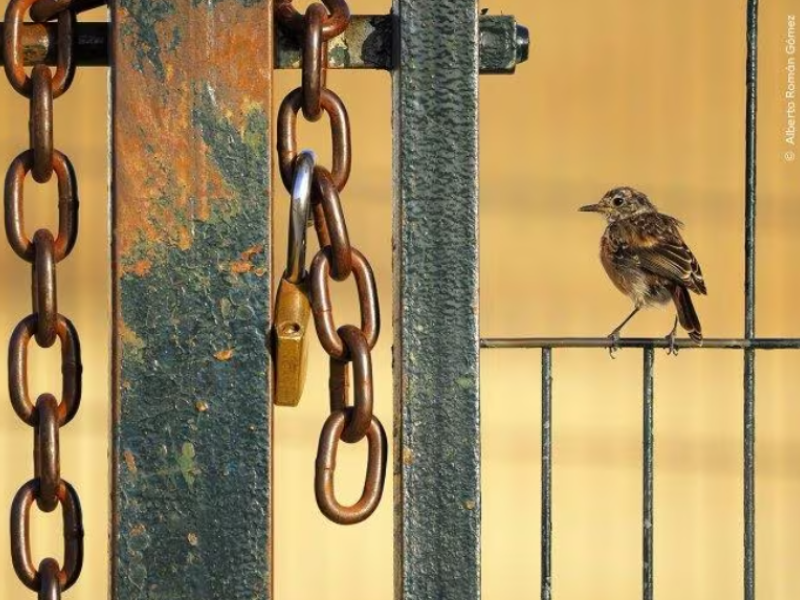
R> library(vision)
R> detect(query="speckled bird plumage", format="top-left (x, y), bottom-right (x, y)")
top-left (580, 186), bottom-right (706, 348)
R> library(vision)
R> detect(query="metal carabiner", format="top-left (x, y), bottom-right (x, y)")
top-left (273, 151), bottom-right (315, 407)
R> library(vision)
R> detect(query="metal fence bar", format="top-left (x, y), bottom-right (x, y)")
top-left (643, 348), bottom-right (655, 600)
top-left (0, 22), bottom-right (107, 66)
top-left (0, 15), bottom-right (528, 73)
top-left (744, 1), bottom-right (759, 598)
top-left (393, 0), bottom-right (481, 597)
top-left (481, 338), bottom-right (800, 350)
top-left (111, 2), bottom-right (273, 598)
top-left (744, 348), bottom-right (756, 600)
top-left (277, 14), bottom-right (526, 73)
top-left (541, 348), bottom-right (553, 600)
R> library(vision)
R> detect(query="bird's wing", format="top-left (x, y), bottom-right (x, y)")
top-left (613, 215), bottom-right (707, 294)
top-left (635, 244), bottom-right (706, 294)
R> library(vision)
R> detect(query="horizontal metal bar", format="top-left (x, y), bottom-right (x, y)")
top-left (0, 22), bottom-right (107, 66)
top-left (3, 15), bottom-right (530, 73)
top-left (279, 14), bottom-right (529, 73)
top-left (481, 337), bottom-right (800, 350)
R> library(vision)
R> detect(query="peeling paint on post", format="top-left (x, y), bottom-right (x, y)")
top-left (393, 0), bottom-right (480, 598)
top-left (111, 1), bottom-right (273, 598)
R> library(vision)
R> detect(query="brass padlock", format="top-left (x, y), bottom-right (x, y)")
top-left (273, 150), bottom-right (315, 407)
top-left (273, 277), bottom-right (312, 407)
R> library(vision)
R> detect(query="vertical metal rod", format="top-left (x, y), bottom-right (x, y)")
top-left (744, 349), bottom-right (756, 600)
top-left (393, 0), bottom-right (481, 598)
top-left (541, 348), bottom-right (552, 600)
top-left (744, 2), bottom-right (758, 599)
top-left (643, 347), bottom-right (655, 600)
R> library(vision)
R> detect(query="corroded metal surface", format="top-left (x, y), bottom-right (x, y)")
top-left (392, 0), bottom-right (480, 598)
top-left (111, 1), bottom-right (273, 598)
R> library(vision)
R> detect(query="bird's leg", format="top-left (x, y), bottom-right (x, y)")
top-left (607, 306), bottom-right (641, 357)
top-left (664, 316), bottom-right (679, 356)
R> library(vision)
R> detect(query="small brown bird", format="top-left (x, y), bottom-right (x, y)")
top-left (580, 187), bottom-right (706, 353)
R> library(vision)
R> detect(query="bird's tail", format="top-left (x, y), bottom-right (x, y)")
top-left (672, 286), bottom-right (702, 343)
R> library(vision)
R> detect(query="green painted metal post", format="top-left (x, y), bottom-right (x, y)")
top-left (393, 1), bottom-right (481, 598)
top-left (110, 1), bottom-right (273, 598)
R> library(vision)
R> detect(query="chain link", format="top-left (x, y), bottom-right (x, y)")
top-left (301, 3), bottom-right (327, 121)
top-left (3, 0), bottom-right (75, 96)
top-left (29, 0), bottom-right (103, 22)
top-left (2, 0), bottom-right (98, 594)
top-left (29, 65), bottom-right (53, 183)
top-left (278, 87), bottom-right (351, 193)
top-left (310, 247), bottom-right (379, 358)
top-left (275, 0), bottom-right (350, 40)
top-left (310, 167), bottom-right (351, 280)
top-left (276, 0), bottom-right (387, 525)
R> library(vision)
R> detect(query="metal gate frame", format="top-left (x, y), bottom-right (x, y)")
top-left (7, 0), bottom-right (780, 598)
top-left (108, 0), bottom-right (524, 598)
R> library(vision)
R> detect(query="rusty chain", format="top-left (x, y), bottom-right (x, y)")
top-left (2, 0), bottom-right (100, 595)
top-left (275, 0), bottom-right (387, 525)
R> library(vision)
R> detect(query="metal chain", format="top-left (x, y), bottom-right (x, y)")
top-left (2, 0), bottom-right (99, 595)
top-left (275, 0), bottom-right (387, 525)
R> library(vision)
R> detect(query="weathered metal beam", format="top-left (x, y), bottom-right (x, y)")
top-left (4, 15), bottom-right (530, 73)
top-left (111, 1), bottom-right (273, 599)
top-left (393, 0), bottom-right (480, 598)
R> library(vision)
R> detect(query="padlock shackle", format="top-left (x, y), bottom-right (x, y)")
top-left (286, 150), bottom-right (315, 283)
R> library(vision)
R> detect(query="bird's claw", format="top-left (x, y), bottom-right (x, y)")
top-left (665, 332), bottom-right (679, 356)
top-left (664, 318), bottom-right (680, 356)
top-left (606, 331), bottom-right (621, 359)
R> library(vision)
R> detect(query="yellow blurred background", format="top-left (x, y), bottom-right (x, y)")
top-left (2, 0), bottom-right (799, 598)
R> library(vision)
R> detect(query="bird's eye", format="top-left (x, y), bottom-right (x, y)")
top-left (612, 196), bottom-right (624, 207)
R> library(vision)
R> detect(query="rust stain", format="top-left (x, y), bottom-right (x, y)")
top-left (230, 245), bottom-right (265, 275)
top-left (241, 245), bottom-right (264, 259)
top-left (193, 2), bottom-right (273, 116)
top-left (231, 261), bottom-right (253, 274)
top-left (115, 3), bottom-right (246, 271)
top-left (124, 450), bottom-right (138, 474)
top-left (120, 322), bottom-right (146, 355)
top-left (214, 349), bottom-right (235, 361)
top-left (130, 259), bottom-right (152, 277)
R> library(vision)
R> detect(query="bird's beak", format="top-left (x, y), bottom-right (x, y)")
top-left (579, 203), bottom-right (603, 213)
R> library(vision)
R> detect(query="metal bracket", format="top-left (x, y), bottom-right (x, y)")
top-left (2, 14), bottom-right (530, 74)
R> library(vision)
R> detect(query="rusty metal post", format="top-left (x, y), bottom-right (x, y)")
top-left (393, 0), bottom-right (481, 598)
top-left (110, 1), bottom-right (273, 598)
